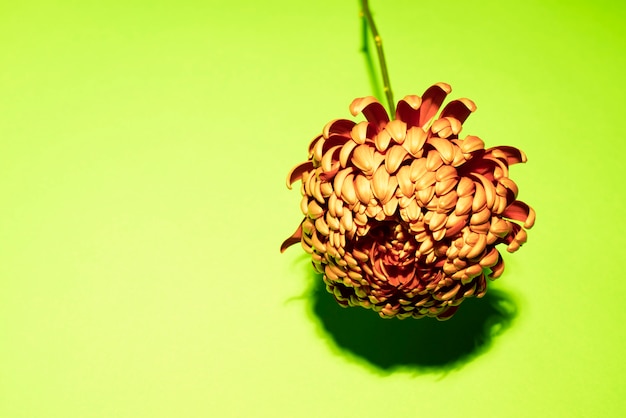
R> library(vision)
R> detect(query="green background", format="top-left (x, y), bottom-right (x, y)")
top-left (1, 0), bottom-right (625, 416)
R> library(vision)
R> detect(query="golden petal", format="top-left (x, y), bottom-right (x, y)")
top-left (472, 182), bottom-right (487, 212)
top-left (375, 129), bottom-right (392, 152)
top-left (456, 176), bottom-right (475, 197)
top-left (326, 212), bottom-right (341, 231)
top-left (385, 119), bottom-right (407, 144)
top-left (437, 190), bottom-right (458, 212)
top-left (404, 126), bottom-right (427, 156)
top-left (488, 255), bottom-right (505, 278)
top-left (470, 207), bottom-right (492, 225)
top-left (300, 236), bottom-right (313, 254)
top-left (383, 176), bottom-right (398, 203)
top-left (340, 210), bottom-right (354, 233)
top-left (286, 161), bottom-right (314, 190)
top-left (312, 136), bottom-right (325, 163)
top-left (425, 149), bottom-right (443, 171)
top-left (338, 140), bottom-right (359, 168)
top-left (465, 231), bottom-right (480, 245)
top-left (431, 118), bottom-right (452, 138)
top-left (334, 197), bottom-right (344, 218)
top-left (350, 121), bottom-right (370, 145)
top-left (328, 193), bottom-right (338, 218)
top-left (439, 283), bottom-right (461, 301)
top-left (340, 174), bottom-right (358, 206)
top-left (425, 195), bottom-right (440, 212)
top-left (352, 248), bottom-right (370, 263)
top-left (444, 261), bottom-right (458, 275)
top-left (405, 199), bottom-right (420, 221)
top-left (310, 231), bottom-right (327, 254)
top-left (479, 247), bottom-right (500, 267)
top-left (451, 146), bottom-right (467, 166)
top-left (354, 174), bottom-right (372, 204)
top-left (349, 96), bottom-right (379, 116)
top-left (418, 237), bottom-right (434, 254)
top-left (447, 117), bottom-right (463, 136)
top-left (470, 221), bottom-right (491, 235)
top-left (371, 165), bottom-right (391, 202)
top-left (383, 197), bottom-right (399, 216)
top-left (333, 168), bottom-right (352, 198)
top-left (436, 178), bottom-right (458, 197)
top-left (398, 195), bottom-right (414, 209)
top-left (374, 210), bottom-right (386, 221)
top-left (321, 145), bottom-right (341, 173)
top-left (314, 217), bottom-right (330, 236)
top-left (351, 144), bottom-right (375, 174)
top-left (365, 203), bottom-right (381, 218)
top-left (489, 218), bottom-right (510, 237)
top-left (435, 165), bottom-right (457, 182)
top-left (384, 145), bottom-right (409, 174)
top-left (307, 200), bottom-right (324, 219)
top-left (300, 195), bottom-right (309, 215)
top-left (499, 177), bottom-right (519, 199)
top-left (303, 169), bottom-right (315, 196)
top-left (320, 181), bottom-right (333, 197)
top-left (396, 165), bottom-right (415, 197)
top-left (473, 173), bottom-right (496, 209)
top-left (466, 234), bottom-right (487, 259)
top-left (460, 135), bottom-right (485, 154)
top-left (427, 137), bottom-right (456, 164)
top-left (354, 211), bottom-right (368, 226)
top-left (464, 264), bottom-right (483, 279)
top-left (428, 211), bottom-right (448, 231)
top-left (409, 158), bottom-right (428, 182)
top-left (432, 228), bottom-right (446, 241)
top-left (453, 257), bottom-right (467, 269)
top-left (415, 170), bottom-right (437, 191)
top-left (324, 264), bottom-right (339, 281)
top-left (312, 179), bottom-right (325, 204)
top-left (417, 185), bottom-right (435, 206)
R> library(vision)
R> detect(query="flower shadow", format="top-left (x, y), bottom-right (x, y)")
top-left (307, 273), bottom-right (518, 374)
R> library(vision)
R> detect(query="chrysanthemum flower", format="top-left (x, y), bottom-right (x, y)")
top-left (281, 83), bottom-right (535, 320)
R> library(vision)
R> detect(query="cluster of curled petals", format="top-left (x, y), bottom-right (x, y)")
top-left (281, 83), bottom-right (535, 320)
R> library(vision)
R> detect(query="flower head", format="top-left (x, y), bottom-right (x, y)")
top-left (281, 83), bottom-right (535, 320)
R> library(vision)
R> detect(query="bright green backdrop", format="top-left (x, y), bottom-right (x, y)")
top-left (1, 0), bottom-right (625, 417)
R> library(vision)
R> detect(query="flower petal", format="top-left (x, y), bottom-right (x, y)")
top-left (323, 119), bottom-right (356, 138)
top-left (349, 96), bottom-right (390, 130)
top-left (487, 146), bottom-right (527, 165)
top-left (395, 95), bottom-right (421, 127)
top-left (418, 83), bottom-right (452, 128)
top-left (372, 165), bottom-right (391, 201)
top-left (385, 119), bottom-right (407, 144)
top-left (354, 174), bottom-right (373, 204)
top-left (286, 161), bottom-right (314, 189)
top-left (351, 144), bottom-right (375, 174)
top-left (280, 223), bottom-right (303, 253)
top-left (403, 126), bottom-right (427, 156)
top-left (384, 145), bottom-right (409, 174)
top-left (339, 140), bottom-right (359, 168)
top-left (427, 137), bottom-right (456, 165)
top-left (321, 134), bottom-right (350, 154)
top-left (502, 200), bottom-right (536, 228)
top-left (350, 121), bottom-right (371, 145)
top-left (439, 98), bottom-right (477, 124)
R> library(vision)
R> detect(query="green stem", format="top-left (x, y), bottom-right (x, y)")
top-left (360, 0), bottom-right (395, 116)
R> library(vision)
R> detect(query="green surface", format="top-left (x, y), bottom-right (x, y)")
top-left (1, 0), bottom-right (625, 416)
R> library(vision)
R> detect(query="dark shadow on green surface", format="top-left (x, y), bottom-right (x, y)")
top-left (307, 273), bottom-right (517, 374)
